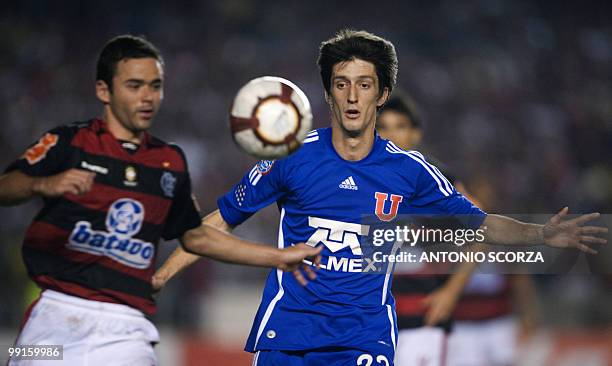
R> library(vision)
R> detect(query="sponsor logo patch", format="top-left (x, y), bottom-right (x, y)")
top-left (304, 217), bottom-right (370, 273)
top-left (256, 160), bottom-right (275, 175)
top-left (80, 161), bottom-right (108, 175)
top-left (160, 172), bottom-right (176, 198)
top-left (67, 198), bottom-right (154, 269)
top-left (24, 133), bottom-right (59, 165)
top-left (124, 166), bottom-right (138, 187)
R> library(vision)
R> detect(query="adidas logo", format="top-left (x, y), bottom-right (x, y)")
top-left (339, 176), bottom-right (358, 190)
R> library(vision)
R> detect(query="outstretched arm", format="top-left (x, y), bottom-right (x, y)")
top-left (483, 208), bottom-right (607, 253)
top-left (152, 210), bottom-right (230, 290)
top-left (0, 169), bottom-right (95, 206)
top-left (153, 209), bottom-right (321, 290)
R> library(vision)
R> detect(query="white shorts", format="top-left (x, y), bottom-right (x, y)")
top-left (11, 289), bottom-right (160, 366)
top-left (395, 327), bottom-right (447, 366)
top-left (447, 316), bottom-right (517, 366)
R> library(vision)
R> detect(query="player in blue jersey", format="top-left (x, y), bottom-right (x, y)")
top-left (155, 30), bottom-right (606, 365)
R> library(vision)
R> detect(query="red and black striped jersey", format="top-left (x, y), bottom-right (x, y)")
top-left (5, 118), bottom-right (202, 315)
top-left (391, 157), bottom-right (462, 332)
top-left (452, 274), bottom-right (512, 321)
top-left (393, 266), bottom-right (453, 332)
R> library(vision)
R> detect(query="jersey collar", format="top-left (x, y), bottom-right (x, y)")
top-left (322, 127), bottom-right (385, 164)
top-left (92, 118), bottom-right (162, 150)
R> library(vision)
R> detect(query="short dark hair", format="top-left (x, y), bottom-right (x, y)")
top-left (96, 35), bottom-right (163, 91)
top-left (380, 92), bottom-right (423, 129)
top-left (317, 29), bottom-right (398, 96)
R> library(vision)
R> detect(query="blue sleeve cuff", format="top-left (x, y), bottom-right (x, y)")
top-left (217, 196), bottom-right (247, 227)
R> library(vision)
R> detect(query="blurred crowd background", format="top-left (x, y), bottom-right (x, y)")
top-left (0, 0), bottom-right (610, 364)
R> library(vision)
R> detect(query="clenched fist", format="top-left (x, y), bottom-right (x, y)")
top-left (32, 168), bottom-right (96, 197)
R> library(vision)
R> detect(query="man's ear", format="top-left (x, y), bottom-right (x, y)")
top-left (96, 80), bottom-right (111, 104)
top-left (377, 87), bottom-right (390, 108)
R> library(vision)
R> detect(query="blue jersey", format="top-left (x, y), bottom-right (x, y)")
top-left (218, 128), bottom-right (486, 356)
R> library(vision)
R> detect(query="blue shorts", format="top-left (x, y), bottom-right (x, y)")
top-left (252, 348), bottom-right (393, 366)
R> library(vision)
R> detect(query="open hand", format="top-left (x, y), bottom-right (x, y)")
top-left (278, 243), bottom-right (322, 286)
top-left (543, 207), bottom-right (608, 254)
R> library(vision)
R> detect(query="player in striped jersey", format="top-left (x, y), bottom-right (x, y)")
top-left (0, 35), bottom-right (320, 366)
top-left (447, 273), bottom-right (538, 366)
top-left (377, 93), bottom-right (477, 365)
top-left (156, 30), bottom-right (605, 365)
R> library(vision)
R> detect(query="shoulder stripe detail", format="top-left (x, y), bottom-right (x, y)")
top-left (251, 173), bottom-right (263, 186)
top-left (402, 149), bottom-right (454, 194)
top-left (388, 142), bottom-right (454, 193)
top-left (248, 166), bottom-right (264, 186)
top-left (426, 161), bottom-right (453, 194)
top-left (385, 143), bottom-right (452, 196)
top-left (303, 136), bottom-right (319, 144)
top-left (306, 130), bottom-right (318, 137)
top-left (248, 166), bottom-right (258, 180)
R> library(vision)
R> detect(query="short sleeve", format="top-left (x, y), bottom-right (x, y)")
top-left (217, 160), bottom-right (287, 226)
top-left (161, 148), bottom-right (203, 240)
top-left (409, 153), bottom-right (486, 229)
top-left (4, 125), bottom-right (74, 176)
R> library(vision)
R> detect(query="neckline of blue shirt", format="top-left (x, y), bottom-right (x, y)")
top-left (321, 127), bottom-right (386, 165)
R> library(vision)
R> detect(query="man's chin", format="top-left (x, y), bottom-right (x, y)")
top-left (340, 119), bottom-right (367, 137)
top-left (134, 119), bottom-right (153, 131)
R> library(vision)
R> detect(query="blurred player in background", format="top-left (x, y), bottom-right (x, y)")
top-left (0, 35), bottom-right (320, 366)
top-left (156, 29), bottom-right (604, 365)
top-left (377, 93), bottom-right (538, 366)
top-left (448, 273), bottom-right (537, 366)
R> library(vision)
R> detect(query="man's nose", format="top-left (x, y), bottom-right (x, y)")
top-left (141, 86), bottom-right (154, 102)
top-left (348, 85), bottom-right (358, 104)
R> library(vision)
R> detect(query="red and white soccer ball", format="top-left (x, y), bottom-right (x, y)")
top-left (229, 76), bottom-right (313, 159)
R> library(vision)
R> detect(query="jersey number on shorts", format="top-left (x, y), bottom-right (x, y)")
top-left (357, 354), bottom-right (389, 366)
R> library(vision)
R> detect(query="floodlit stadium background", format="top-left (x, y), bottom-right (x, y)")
top-left (0, 1), bottom-right (610, 364)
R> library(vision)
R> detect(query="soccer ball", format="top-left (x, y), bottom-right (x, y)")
top-left (229, 76), bottom-right (313, 159)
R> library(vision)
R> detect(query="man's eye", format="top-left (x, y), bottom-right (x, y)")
top-left (361, 83), bottom-right (370, 89)
top-left (336, 82), bottom-right (346, 89)
top-left (127, 84), bottom-right (140, 90)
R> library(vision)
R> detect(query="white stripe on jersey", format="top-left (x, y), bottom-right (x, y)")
top-left (254, 208), bottom-right (286, 349)
top-left (385, 143), bottom-right (452, 197)
top-left (383, 241), bottom-right (400, 350)
top-left (403, 148), bottom-right (454, 194)
top-left (387, 304), bottom-right (397, 350)
top-left (249, 166), bottom-right (258, 180)
top-left (404, 146), bottom-right (453, 193)
top-left (382, 240), bottom-right (401, 305)
top-left (252, 351), bottom-right (260, 366)
top-left (428, 162), bottom-right (454, 194)
top-left (307, 130), bottom-right (318, 137)
top-left (251, 173), bottom-right (263, 186)
top-left (303, 136), bottom-right (319, 143)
